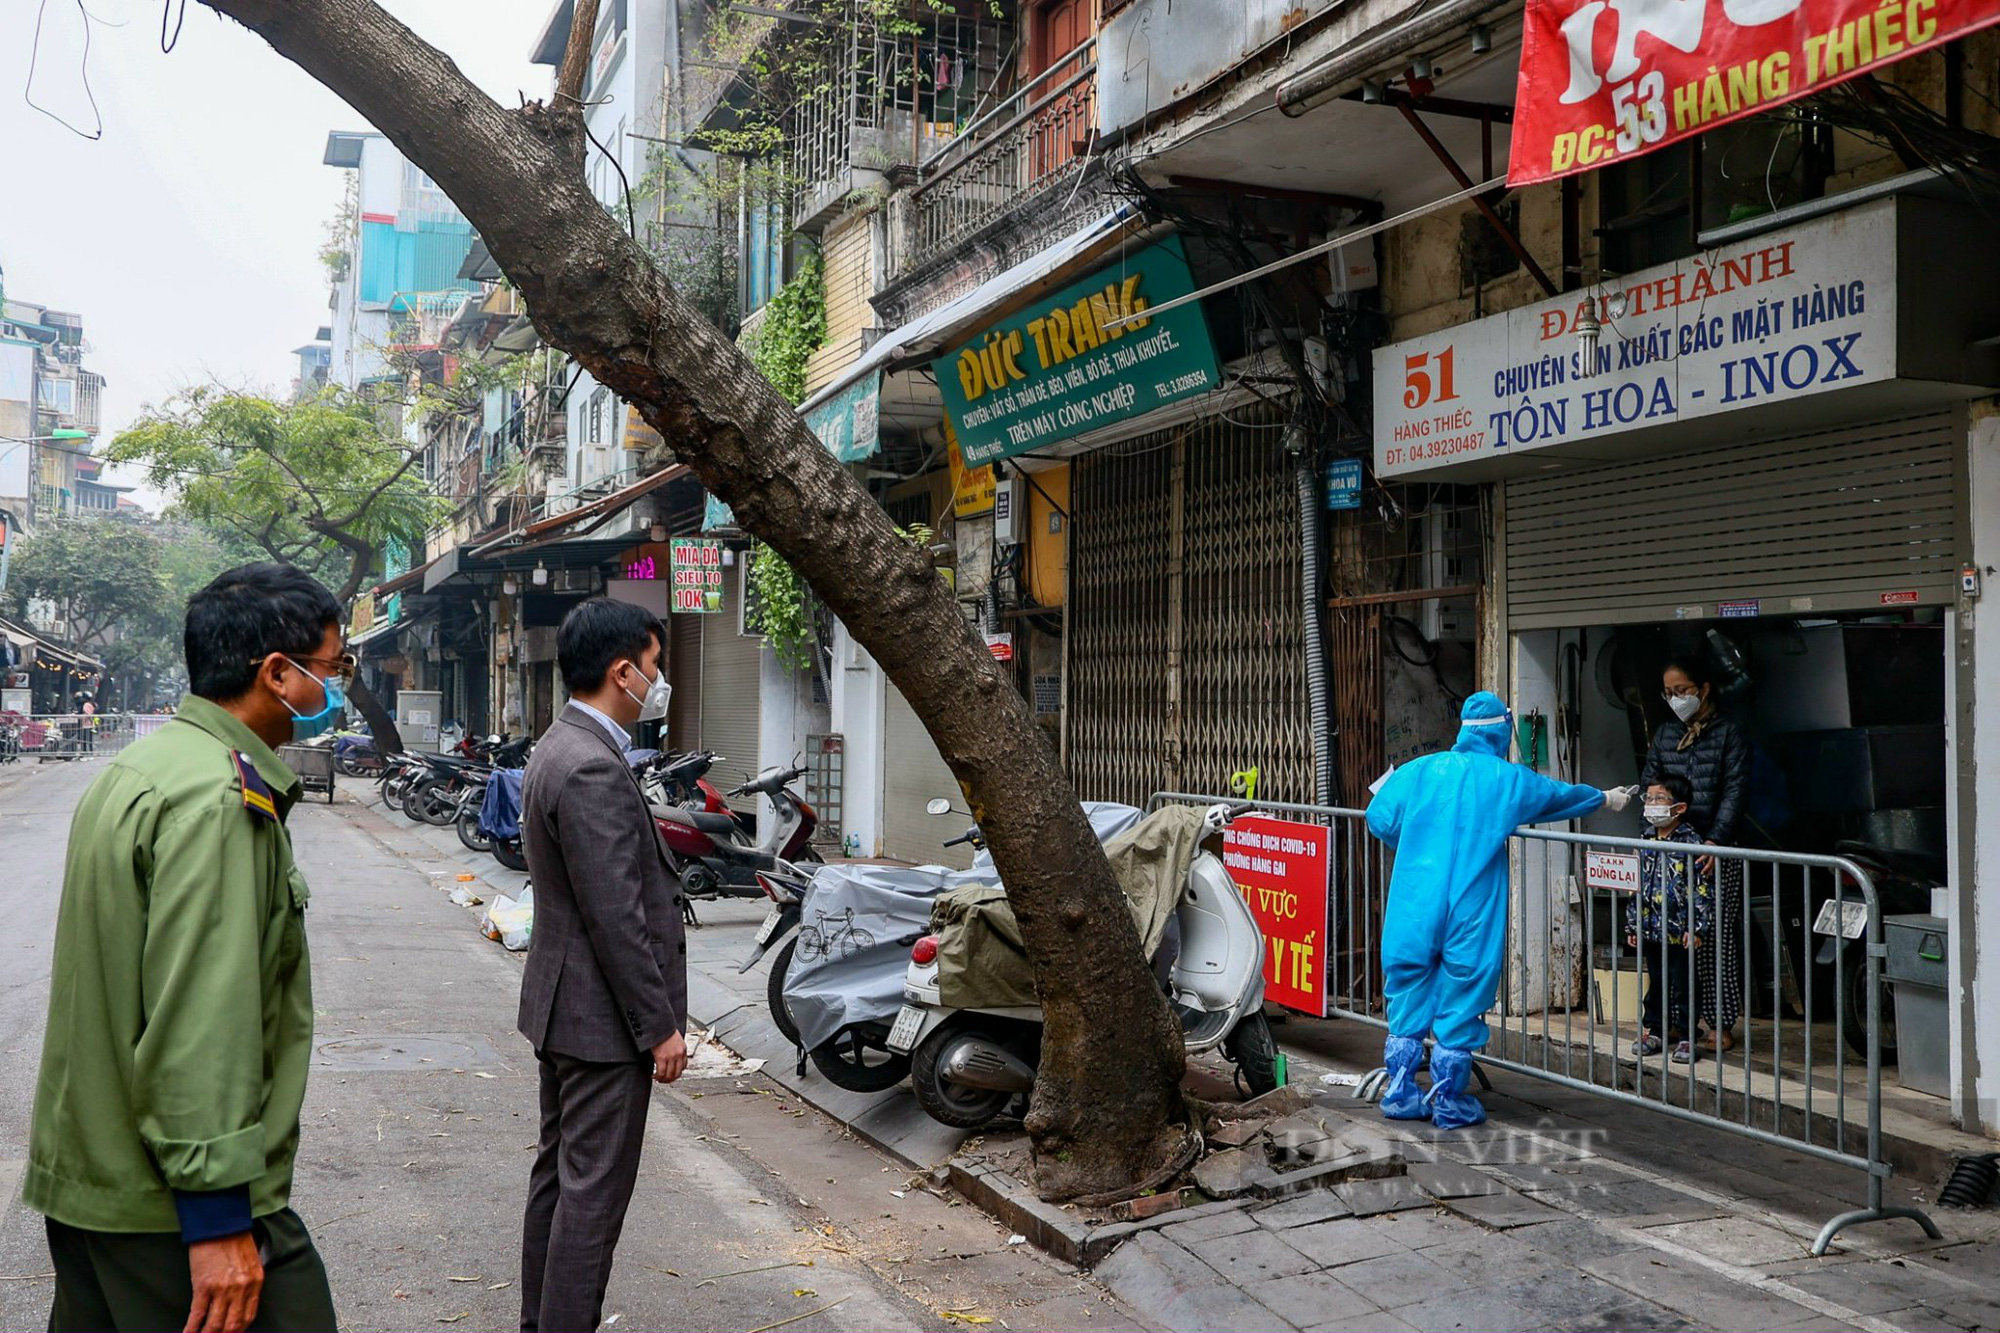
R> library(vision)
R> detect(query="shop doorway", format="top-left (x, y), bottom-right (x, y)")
top-left (1516, 609), bottom-right (1949, 1102)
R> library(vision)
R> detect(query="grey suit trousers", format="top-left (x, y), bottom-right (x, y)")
top-left (520, 1050), bottom-right (652, 1333)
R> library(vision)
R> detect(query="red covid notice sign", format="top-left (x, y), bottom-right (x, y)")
top-left (1510, 0), bottom-right (2000, 185)
top-left (1221, 814), bottom-right (1331, 1015)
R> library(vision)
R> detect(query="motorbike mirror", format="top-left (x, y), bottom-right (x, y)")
top-left (925, 797), bottom-right (952, 817)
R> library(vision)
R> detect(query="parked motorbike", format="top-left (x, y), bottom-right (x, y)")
top-left (767, 802), bottom-right (1150, 1097)
top-left (331, 729), bottom-right (383, 778)
top-left (376, 752), bottom-right (428, 810)
top-left (1808, 841), bottom-right (1941, 1063)
top-left (652, 761), bottom-right (815, 900)
top-left (889, 801), bottom-right (1277, 1129)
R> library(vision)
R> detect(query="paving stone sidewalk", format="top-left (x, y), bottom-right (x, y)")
top-left (369, 804), bottom-right (2000, 1332)
top-left (1093, 1064), bottom-right (2000, 1333)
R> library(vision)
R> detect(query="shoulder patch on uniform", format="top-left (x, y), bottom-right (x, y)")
top-left (233, 751), bottom-right (279, 822)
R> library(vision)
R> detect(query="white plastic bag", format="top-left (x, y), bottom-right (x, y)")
top-left (482, 887), bottom-right (534, 951)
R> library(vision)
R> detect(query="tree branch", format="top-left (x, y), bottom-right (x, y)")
top-left (196, 0), bottom-right (1193, 1195)
top-left (554, 0), bottom-right (604, 108)
top-left (303, 517), bottom-right (377, 606)
top-left (319, 441), bottom-right (426, 533)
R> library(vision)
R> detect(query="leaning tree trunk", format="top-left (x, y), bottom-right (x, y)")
top-left (199, 0), bottom-right (1191, 1197)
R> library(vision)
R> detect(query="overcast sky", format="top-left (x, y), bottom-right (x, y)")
top-left (1, 0), bottom-right (556, 505)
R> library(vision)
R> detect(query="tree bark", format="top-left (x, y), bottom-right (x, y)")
top-left (196, 0), bottom-right (1192, 1196)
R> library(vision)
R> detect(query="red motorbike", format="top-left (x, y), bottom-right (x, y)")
top-left (652, 762), bottom-right (819, 904)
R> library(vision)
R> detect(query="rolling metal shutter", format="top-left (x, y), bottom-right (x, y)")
top-left (698, 615), bottom-right (763, 809)
top-left (1503, 413), bottom-right (1961, 630)
top-left (667, 611), bottom-right (703, 753)
top-left (1068, 406), bottom-right (1314, 806)
top-left (881, 683), bottom-right (974, 869)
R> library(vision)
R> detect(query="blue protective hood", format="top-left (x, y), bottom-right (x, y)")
top-left (1452, 691), bottom-right (1513, 758)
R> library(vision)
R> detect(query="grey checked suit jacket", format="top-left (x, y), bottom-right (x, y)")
top-left (517, 705), bottom-right (687, 1062)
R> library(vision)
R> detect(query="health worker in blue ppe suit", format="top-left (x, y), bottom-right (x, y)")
top-left (1365, 692), bottom-right (1632, 1129)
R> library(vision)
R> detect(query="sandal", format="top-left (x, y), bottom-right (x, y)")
top-left (1671, 1040), bottom-right (1700, 1064)
top-left (1633, 1032), bottom-right (1663, 1057)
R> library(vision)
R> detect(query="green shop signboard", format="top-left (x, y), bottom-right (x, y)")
top-left (934, 239), bottom-right (1221, 467)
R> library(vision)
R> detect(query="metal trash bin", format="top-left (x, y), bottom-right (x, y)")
top-left (1883, 913), bottom-right (1949, 1096)
top-left (280, 744), bottom-right (338, 804)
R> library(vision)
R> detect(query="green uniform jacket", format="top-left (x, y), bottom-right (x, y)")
top-left (24, 695), bottom-right (314, 1234)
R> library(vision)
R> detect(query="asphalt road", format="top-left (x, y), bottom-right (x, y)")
top-left (0, 755), bottom-right (1135, 1333)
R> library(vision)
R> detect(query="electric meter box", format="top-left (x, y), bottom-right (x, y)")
top-left (993, 478), bottom-right (1027, 545)
top-left (398, 690), bottom-right (444, 753)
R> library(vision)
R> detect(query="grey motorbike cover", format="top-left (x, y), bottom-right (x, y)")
top-left (781, 802), bottom-right (1144, 1052)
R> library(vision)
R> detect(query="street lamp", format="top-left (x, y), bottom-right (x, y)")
top-left (0, 427), bottom-right (92, 463)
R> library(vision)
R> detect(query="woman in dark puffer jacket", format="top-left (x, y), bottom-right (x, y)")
top-left (1641, 657), bottom-right (1751, 1056)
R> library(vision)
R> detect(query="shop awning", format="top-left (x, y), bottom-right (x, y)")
top-left (368, 555), bottom-right (441, 599)
top-left (348, 618), bottom-right (408, 650)
top-left (793, 206), bottom-right (1142, 420)
top-left (0, 616), bottom-right (37, 653)
top-left (30, 637), bottom-right (103, 674)
top-left (472, 464), bottom-right (690, 560)
top-left (422, 545), bottom-right (463, 593)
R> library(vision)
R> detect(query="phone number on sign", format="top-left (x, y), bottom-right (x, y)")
top-left (1153, 369), bottom-right (1211, 397)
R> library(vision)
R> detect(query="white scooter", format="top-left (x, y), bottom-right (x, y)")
top-left (887, 802), bottom-right (1278, 1129)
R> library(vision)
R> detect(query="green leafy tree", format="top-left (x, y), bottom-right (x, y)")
top-left (97, 525), bottom-right (243, 705)
top-left (105, 388), bottom-right (443, 604)
top-left (3, 517), bottom-right (169, 654)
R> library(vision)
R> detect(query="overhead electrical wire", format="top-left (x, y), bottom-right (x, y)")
top-left (24, 0), bottom-right (103, 140)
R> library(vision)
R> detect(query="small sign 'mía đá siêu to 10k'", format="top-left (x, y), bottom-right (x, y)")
top-left (669, 538), bottom-right (725, 614)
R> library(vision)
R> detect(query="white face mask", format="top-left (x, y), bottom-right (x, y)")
top-left (621, 661), bottom-right (672, 722)
top-left (1668, 692), bottom-right (1703, 723)
top-left (1643, 803), bottom-right (1678, 827)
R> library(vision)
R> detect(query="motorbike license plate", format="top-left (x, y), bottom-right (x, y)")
top-left (1812, 898), bottom-right (1869, 940)
top-left (754, 908), bottom-right (783, 945)
top-left (886, 1004), bottom-right (925, 1054)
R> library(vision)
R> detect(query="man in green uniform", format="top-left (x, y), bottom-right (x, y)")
top-left (25, 562), bottom-right (348, 1333)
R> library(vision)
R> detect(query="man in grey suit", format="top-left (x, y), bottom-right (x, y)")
top-left (517, 598), bottom-right (687, 1332)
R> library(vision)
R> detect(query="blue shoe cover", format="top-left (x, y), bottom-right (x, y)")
top-left (1380, 1035), bottom-right (1428, 1120)
top-left (1425, 1046), bottom-right (1487, 1130)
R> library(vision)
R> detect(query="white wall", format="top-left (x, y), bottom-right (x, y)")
top-left (1506, 630), bottom-right (1584, 1013)
top-left (357, 136), bottom-right (401, 217)
top-left (1963, 415), bottom-right (1999, 1136)
top-left (828, 623), bottom-right (886, 856)
top-left (754, 643), bottom-right (832, 842)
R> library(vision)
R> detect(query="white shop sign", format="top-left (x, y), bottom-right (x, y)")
top-left (1585, 851), bottom-right (1641, 893)
top-left (1374, 201), bottom-right (1897, 478)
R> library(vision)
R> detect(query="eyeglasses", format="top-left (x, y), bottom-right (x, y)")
top-left (255, 652), bottom-right (357, 684)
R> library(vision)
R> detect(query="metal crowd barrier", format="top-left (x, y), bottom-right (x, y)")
top-left (0, 713), bottom-right (151, 761)
top-left (1147, 790), bottom-right (1941, 1256)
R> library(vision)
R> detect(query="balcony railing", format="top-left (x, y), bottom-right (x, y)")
top-left (908, 39), bottom-right (1097, 271)
top-left (784, 3), bottom-right (1010, 225)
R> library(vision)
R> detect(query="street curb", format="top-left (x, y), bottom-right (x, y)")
top-left (946, 1159), bottom-right (1256, 1267)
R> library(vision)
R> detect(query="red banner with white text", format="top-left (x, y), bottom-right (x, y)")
top-left (1509, 0), bottom-right (2000, 185)
top-left (1221, 815), bottom-right (1331, 1016)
